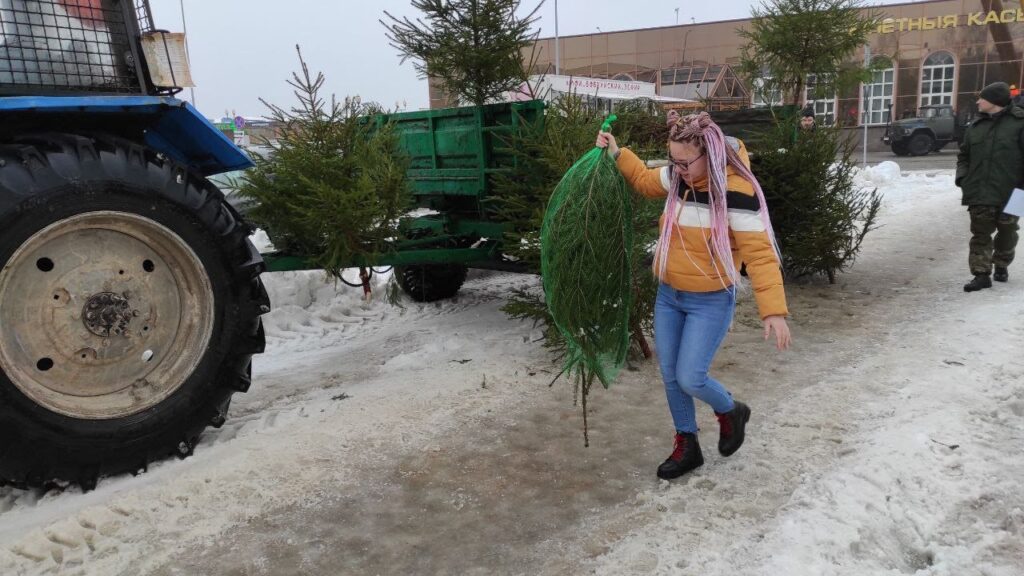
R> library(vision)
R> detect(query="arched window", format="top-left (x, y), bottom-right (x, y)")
top-left (612, 73), bottom-right (635, 82)
top-left (920, 51), bottom-right (955, 106)
top-left (862, 57), bottom-right (894, 125)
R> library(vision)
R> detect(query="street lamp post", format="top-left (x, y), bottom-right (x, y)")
top-left (862, 44), bottom-right (870, 167)
top-left (554, 0), bottom-right (560, 75)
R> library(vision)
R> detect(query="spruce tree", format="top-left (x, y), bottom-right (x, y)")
top-left (738, 0), bottom-right (880, 106)
top-left (750, 120), bottom-right (881, 283)
top-left (382, 0), bottom-right (543, 106)
top-left (737, 0), bottom-right (882, 282)
top-left (237, 48), bottom-right (411, 278)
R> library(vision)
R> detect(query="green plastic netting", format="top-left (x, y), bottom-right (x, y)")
top-left (541, 119), bottom-right (634, 440)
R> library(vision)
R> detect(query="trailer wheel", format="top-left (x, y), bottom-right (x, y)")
top-left (396, 264), bottom-right (468, 302)
top-left (0, 134), bottom-right (268, 488)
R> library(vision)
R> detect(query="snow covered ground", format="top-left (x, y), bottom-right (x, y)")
top-left (0, 166), bottom-right (1022, 575)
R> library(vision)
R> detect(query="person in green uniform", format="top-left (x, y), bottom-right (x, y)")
top-left (956, 82), bottom-right (1024, 292)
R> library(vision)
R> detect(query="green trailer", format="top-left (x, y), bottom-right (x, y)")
top-left (263, 99), bottom-right (544, 301)
top-left (258, 99), bottom-right (781, 302)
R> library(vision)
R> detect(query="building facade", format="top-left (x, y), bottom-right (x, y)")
top-left (429, 0), bottom-right (1024, 131)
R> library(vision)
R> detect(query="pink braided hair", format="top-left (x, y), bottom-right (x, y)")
top-left (653, 111), bottom-right (782, 289)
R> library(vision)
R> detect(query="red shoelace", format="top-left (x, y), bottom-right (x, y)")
top-left (671, 434), bottom-right (688, 461)
top-left (717, 413), bottom-right (733, 437)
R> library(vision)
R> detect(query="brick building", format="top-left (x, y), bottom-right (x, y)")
top-left (430, 0), bottom-right (1024, 142)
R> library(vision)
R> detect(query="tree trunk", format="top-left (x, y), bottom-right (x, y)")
top-left (630, 317), bottom-right (653, 360)
top-left (793, 77), bottom-right (805, 107)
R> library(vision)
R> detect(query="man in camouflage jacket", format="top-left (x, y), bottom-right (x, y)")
top-left (956, 82), bottom-right (1024, 292)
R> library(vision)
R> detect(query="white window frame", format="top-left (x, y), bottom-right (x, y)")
top-left (804, 74), bottom-right (836, 125)
top-left (920, 51), bottom-right (956, 107)
top-left (861, 62), bottom-right (894, 126)
top-left (751, 76), bottom-right (783, 108)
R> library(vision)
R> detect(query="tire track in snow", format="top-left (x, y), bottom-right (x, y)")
top-left (0, 271), bottom-right (542, 576)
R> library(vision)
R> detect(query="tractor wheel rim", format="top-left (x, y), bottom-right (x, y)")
top-left (0, 211), bottom-right (215, 419)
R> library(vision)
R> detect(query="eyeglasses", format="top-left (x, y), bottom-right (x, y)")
top-left (670, 151), bottom-right (705, 171)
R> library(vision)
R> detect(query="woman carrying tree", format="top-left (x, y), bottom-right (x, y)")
top-left (596, 111), bottom-right (792, 480)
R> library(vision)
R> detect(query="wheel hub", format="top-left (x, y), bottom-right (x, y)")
top-left (0, 212), bottom-right (215, 419)
top-left (82, 291), bottom-right (138, 337)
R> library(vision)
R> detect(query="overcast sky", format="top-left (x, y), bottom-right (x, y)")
top-left (148, 0), bottom-right (915, 119)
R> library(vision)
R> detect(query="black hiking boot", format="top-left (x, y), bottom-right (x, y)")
top-left (656, 432), bottom-right (704, 480)
top-left (715, 401), bottom-right (751, 457)
top-left (994, 267), bottom-right (1008, 282)
top-left (963, 274), bottom-right (992, 292)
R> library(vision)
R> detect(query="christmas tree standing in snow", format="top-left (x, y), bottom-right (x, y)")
top-left (238, 48), bottom-right (411, 281)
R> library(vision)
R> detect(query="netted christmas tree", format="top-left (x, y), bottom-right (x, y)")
top-left (540, 130), bottom-right (633, 444)
top-left (491, 95), bottom-right (664, 442)
top-left (237, 47), bottom-right (411, 278)
top-left (492, 95), bottom-right (662, 356)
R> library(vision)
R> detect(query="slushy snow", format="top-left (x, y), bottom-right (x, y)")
top-left (0, 168), bottom-right (1021, 575)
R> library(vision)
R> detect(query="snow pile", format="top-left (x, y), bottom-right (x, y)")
top-left (853, 160), bottom-right (902, 187)
top-left (872, 169), bottom-right (956, 215)
top-left (260, 269), bottom-right (394, 352)
top-left (249, 229), bottom-right (275, 253)
top-left (853, 163), bottom-right (957, 216)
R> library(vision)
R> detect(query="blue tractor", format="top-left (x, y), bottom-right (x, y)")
top-left (0, 0), bottom-right (267, 488)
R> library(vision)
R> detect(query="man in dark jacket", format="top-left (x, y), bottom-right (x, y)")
top-left (956, 82), bottom-right (1024, 292)
top-left (799, 106), bottom-right (816, 131)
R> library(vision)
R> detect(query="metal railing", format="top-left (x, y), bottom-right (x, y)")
top-left (0, 0), bottom-right (149, 95)
top-left (133, 0), bottom-right (152, 32)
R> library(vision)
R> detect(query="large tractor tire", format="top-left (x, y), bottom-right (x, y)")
top-left (0, 134), bottom-right (269, 489)
top-left (396, 264), bottom-right (468, 302)
top-left (907, 133), bottom-right (935, 156)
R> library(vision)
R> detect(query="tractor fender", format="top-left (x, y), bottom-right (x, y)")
top-left (0, 96), bottom-right (253, 177)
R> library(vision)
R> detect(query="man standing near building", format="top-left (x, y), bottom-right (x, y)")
top-left (956, 82), bottom-right (1024, 292)
top-left (799, 106), bottom-right (816, 131)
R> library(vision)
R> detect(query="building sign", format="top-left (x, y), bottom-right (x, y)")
top-left (877, 10), bottom-right (1024, 34)
top-left (538, 74), bottom-right (656, 99)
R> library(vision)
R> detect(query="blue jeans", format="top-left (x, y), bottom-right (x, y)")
top-left (654, 284), bottom-right (736, 433)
